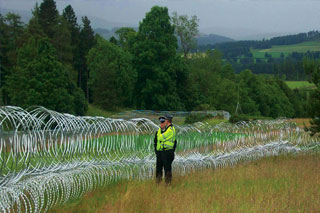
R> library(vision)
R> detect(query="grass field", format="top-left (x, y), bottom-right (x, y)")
top-left (285, 81), bottom-right (315, 89)
top-left (252, 41), bottom-right (320, 59)
top-left (86, 104), bottom-right (131, 118)
top-left (292, 118), bottom-right (312, 128)
top-left (49, 153), bottom-right (320, 213)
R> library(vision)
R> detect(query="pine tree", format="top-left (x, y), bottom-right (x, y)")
top-left (38, 0), bottom-right (58, 39)
top-left (0, 13), bottom-right (24, 104)
top-left (63, 5), bottom-right (81, 82)
top-left (52, 16), bottom-right (75, 81)
top-left (6, 36), bottom-right (87, 115)
top-left (304, 59), bottom-right (320, 136)
top-left (79, 16), bottom-right (96, 101)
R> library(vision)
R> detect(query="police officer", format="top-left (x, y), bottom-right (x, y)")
top-left (154, 114), bottom-right (177, 184)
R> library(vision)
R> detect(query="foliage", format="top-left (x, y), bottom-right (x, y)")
top-left (184, 113), bottom-right (213, 124)
top-left (62, 5), bottom-right (81, 83)
top-left (229, 114), bottom-right (251, 123)
top-left (131, 6), bottom-right (186, 110)
top-left (87, 36), bottom-right (136, 109)
top-left (303, 59), bottom-right (320, 136)
top-left (38, 0), bottom-right (58, 39)
top-left (0, 0), bottom-right (314, 120)
top-left (171, 12), bottom-right (199, 57)
top-left (79, 16), bottom-right (96, 101)
top-left (85, 104), bottom-right (126, 117)
top-left (115, 27), bottom-right (136, 50)
top-left (0, 13), bottom-right (24, 105)
top-left (6, 37), bottom-right (87, 114)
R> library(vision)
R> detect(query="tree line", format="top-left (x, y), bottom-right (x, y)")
top-left (0, 0), bottom-right (319, 128)
top-left (198, 30), bottom-right (320, 55)
top-left (231, 51), bottom-right (320, 81)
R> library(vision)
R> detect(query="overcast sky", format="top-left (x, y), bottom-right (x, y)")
top-left (1, 0), bottom-right (320, 39)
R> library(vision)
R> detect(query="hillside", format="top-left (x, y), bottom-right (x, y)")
top-left (197, 34), bottom-right (234, 46)
top-left (95, 28), bottom-right (235, 45)
top-left (252, 40), bottom-right (320, 59)
top-left (285, 81), bottom-right (316, 90)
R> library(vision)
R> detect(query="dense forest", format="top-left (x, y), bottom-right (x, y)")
top-left (0, 0), bottom-right (319, 128)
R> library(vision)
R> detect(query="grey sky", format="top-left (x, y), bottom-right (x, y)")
top-left (1, 0), bottom-right (320, 39)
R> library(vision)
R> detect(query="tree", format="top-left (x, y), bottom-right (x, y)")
top-left (62, 5), bottom-right (81, 83)
top-left (304, 59), bottom-right (320, 136)
top-left (62, 5), bottom-right (78, 33)
top-left (185, 50), bottom-right (237, 111)
top-left (0, 13), bottom-right (24, 104)
top-left (38, 0), bottom-right (58, 39)
top-left (115, 27), bottom-right (136, 50)
top-left (131, 6), bottom-right (185, 110)
top-left (87, 36), bottom-right (136, 109)
top-left (79, 16), bottom-right (96, 101)
top-left (109, 36), bottom-right (118, 45)
top-left (24, 3), bottom-right (47, 41)
top-left (6, 37), bottom-right (87, 115)
top-left (52, 16), bottom-right (73, 70)
top-left (171, 12), bottom-right (199, 58)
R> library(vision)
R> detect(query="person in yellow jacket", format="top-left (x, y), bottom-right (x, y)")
top-left (154, 114), bottom-right (177, 184)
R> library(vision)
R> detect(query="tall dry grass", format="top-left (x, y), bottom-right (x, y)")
top-left (51, 154), bottom-right (320, 213)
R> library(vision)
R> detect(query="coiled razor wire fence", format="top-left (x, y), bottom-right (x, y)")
top-left (0, 106), bottom-right (319, 212)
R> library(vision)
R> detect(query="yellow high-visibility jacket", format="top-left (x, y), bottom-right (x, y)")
top-left (156, 125), bottom-right (176, 151)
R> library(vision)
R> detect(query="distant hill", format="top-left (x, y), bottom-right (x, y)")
top-left (0, 7), bottom-right (136, 30)
top-left (94, 28), bottom-right (112, 39)
top-left (251, 40), bottom-right (320, 59)
top-left (196, 34), bottom-right (234, 46)
top-left (95, 28), bottom-right (235, 45)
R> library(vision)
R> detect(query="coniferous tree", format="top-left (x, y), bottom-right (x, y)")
top-left (0, 13), bottom-right (24, 104)
top-left (79, 16), bottom-right (96, 101)
top-left (6, 37), bottom-right (87, 115)
top-left (62, 5), bottom-right (81, 83)
top-left (38, 0), bottom-right (58, 39)
top-left (52, 16), bottom-right (75, 81)
top-left (304, 59), bottom-right (320, 136)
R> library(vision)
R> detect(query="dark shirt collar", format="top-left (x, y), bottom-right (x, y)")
top-left (165, 124), bottom-right (173, 131)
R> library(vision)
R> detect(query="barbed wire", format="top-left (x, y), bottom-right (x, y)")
top-left (0, 106), bottom-right (318, 212)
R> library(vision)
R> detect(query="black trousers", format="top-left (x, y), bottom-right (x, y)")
top-left (156, 150), bottom-right (175, 184)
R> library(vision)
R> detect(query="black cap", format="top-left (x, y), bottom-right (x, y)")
top-left (159, 116), bottom-right (165, 123)
top-left (164, 114), bottom-right (173, 122)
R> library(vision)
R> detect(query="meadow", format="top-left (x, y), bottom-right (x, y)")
top-left (285, 81), bottom-right (315, 89)
top-left (251, 41), bottom-right (320, 59)
top-left (50, 153), bottom-right (320, 213)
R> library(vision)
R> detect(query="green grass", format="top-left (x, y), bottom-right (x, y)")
top-left (202, 118), bottom-right (227, 126)
top-left (285, 81), bottom-right (315, 89)
top-left (251, 40), bottom-right (320, 59)
top-left (85, 104), bottom-right (130, 118)
top-left (49, 153), bottom-right (320, 212)
top-left (1, 131), bottom-right (245, 175)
